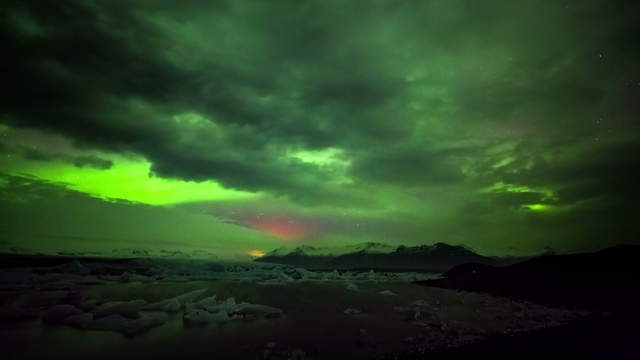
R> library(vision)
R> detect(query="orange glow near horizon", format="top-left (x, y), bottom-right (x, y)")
top-left (249, 249), bottom-right (265, 258)
top-left (243, 216), bottom-right (316, 240)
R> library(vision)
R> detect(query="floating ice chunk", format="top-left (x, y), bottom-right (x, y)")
top-left (411, 300), bottom-right (429, 307)
top-left (367, 270), bottom-right (376, 280)
top-left (127, 274), bottom-right (155, 283)
top-left (183, 308), bottom-right (229, 325)
top-left (259, 279), bottom-right (287, 286)
top-left (344, 308), bottom-right (361, 315)
top-left (197, 295), bottom-right (218, 308)
top-left (143, 298), bottom-right (181, 312)
top-left (186, 294), bottom-right (219, 311)
top-left (345, 282), bottom-right (359, 291)
top-left (86, 313), bottom-right (166, 337)
top-left (93, 299), bottom-right (147, 319)
top-left (379, 290), bottom-right (396, 296)
top-left (223, 297), bottom-right (236, 305)
top-left (197, 296), bottom-right (236, 313)
top-left (280, 272), bottom-right (295, 281)
top-left (143, 288), bottom-right (207, 312)
top-left (293, 268), bottom-right (320, 281)
top-left (173, 288), bottom-right (208, 305)
top-left (232, 303), bottom-right (283, 319)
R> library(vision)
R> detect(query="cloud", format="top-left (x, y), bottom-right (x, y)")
top-left (349, 145), bottom-right (465, 187)
top-left (2, 0), bottom-right (640, 254)
top-left (11, 146), bottom-right (114, 170)
top-left (0, 173), bottom-right (279, 256)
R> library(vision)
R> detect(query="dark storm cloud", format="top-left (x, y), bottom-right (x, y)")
top-left (2, 0), bottom-right (640, 254)
top-left (3, 1), bottom-right (637, 187)
top-left (475, 140), bottom-right (640, 209)
top-left (70, 155), bottom-right (113, 170)
top-left (349, 145), bottom-right (465, 187)
top-left (486, 191), bottom-right (549, 210)
top-left (0, 173), bottom-right (70, 203)
top-left (1, 0), bottom-right (422, 200)
top-left (0, 143), bottom-right (113, 170)
top-left (455, 138), bottom-right (640, 252)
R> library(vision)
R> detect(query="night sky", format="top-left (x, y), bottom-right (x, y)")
top-left (2, 0), bottom-right (639, 258)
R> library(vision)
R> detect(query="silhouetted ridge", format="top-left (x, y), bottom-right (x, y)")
top-left (419, 244), bottom-right (640, 311)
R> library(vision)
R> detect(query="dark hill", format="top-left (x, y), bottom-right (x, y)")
top-left (418, 244), bottom-right (640, 311)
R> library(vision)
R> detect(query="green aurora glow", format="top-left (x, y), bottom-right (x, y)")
top-left (1, 0), bottom-right (639, 258)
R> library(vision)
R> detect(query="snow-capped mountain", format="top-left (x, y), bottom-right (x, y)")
top-left (256, 242), bottom-right (506, 272)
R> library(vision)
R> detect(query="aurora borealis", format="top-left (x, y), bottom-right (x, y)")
top-left (1, 0), bottom-right (639, 258)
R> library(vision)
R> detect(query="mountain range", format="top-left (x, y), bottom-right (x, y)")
top-left (254, 242), bottom-right (515, 272)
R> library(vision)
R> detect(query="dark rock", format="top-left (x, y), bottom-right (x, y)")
top-left (43, 304), bottom-right (82, 323)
